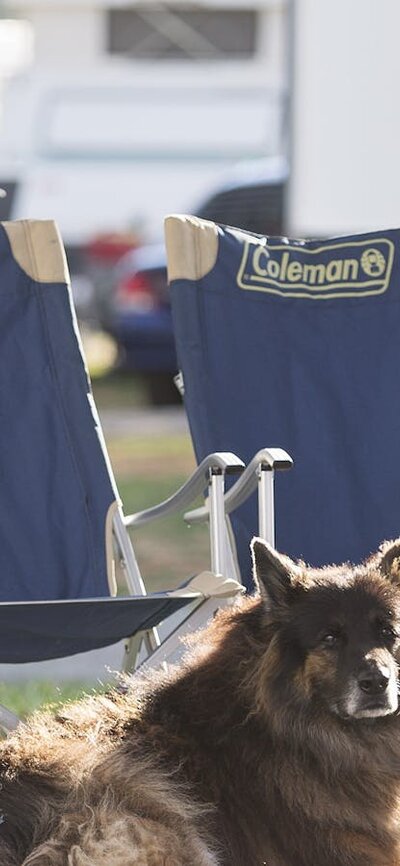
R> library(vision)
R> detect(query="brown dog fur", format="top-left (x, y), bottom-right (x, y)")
top-left (3, 539), bottom-right (400, 865)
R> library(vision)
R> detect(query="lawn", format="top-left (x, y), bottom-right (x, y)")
top-left (0, 681), bottom-right (108, 719)
top-left (91, 368), bottom-right (211, 590)
top-left (108, 434), bottom-right (210, 592)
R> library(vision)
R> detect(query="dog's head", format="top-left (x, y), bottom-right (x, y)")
top-left (251, 538), bottom-right (400, 721)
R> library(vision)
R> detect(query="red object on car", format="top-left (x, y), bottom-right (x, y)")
top-left (116, 271), bottom-right (157, 312)
top-left (85, 232), bottom-right (140, 264)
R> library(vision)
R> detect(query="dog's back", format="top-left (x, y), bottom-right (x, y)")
top-left (3, 538), bottom-right (400, 866)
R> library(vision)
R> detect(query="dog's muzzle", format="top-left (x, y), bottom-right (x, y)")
top-left (341, 661), bottom-right (399, 719)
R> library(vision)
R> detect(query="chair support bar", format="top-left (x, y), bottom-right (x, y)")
top-left (209, 470), bottom-right (226, 575)
top-left (258, 466), bottom-right (275, 546)
top-left (184, 448), bottom-right (293, 548)
top-left (0, 705), bottom-right (20, 734)
top-left (123, 452), bottom-right (244, 528)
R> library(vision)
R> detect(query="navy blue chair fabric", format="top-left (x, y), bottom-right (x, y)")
top-left (0, 220), bottom-right (194, 662)
top-left (0, 225), bottom-right (115, 603)
top-left (0, 596), bottom-right (194, 663)
top-left (168, 217), bottom-right (400, 587)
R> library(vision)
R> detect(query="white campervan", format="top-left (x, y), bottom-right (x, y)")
top-left (0, 0), bottom-right (287, 303)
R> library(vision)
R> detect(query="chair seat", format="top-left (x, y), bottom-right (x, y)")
top-left (0, 594), bottom-right (197, 663)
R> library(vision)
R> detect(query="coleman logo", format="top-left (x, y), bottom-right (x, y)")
top-left (237, 238), bottom-right (394, 299)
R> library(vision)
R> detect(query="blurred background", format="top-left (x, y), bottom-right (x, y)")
top-left (1, 0), bottom-right (400, 709)
top-left (0, 0), bottom-right (289, 406)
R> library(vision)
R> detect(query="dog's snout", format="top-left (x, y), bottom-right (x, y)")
top-left (357, 662), bottom-right (390, 695)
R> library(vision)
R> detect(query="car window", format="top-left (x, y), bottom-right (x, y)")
top-left (195, 181), bottom-right (285, 236)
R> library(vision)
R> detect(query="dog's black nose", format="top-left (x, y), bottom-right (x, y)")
top-left (358, 664), bottom-right (390, 695)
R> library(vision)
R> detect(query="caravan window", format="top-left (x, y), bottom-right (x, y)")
top-left (107, 7), bottom-right (258, 59)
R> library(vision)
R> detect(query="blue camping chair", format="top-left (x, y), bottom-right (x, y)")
top-left (0, 219), bottom-right (250, 732)
top-left (165, 214), bottom-right (400, 587)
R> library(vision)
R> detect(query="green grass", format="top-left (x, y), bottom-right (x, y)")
top-left (0, 681), bottom-right (107, 719)
top-left (92, 370), bottom-right (148, 410)
top-left (107, 430), bottom-right (210, 590)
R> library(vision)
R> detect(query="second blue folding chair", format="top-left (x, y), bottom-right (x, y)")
top-left (165, 214), bottom-right (400, 587)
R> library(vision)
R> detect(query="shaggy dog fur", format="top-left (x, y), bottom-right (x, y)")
top-left (2, 538), bottom-right (400, 865)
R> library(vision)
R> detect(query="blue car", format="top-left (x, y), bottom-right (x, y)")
top-left (109, 157), bottom-right (288, 404)
top-left (110, 242), bottom-right (178, 403)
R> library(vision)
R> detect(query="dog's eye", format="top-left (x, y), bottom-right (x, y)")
top-left (321, 632), bottom-right (339, 648)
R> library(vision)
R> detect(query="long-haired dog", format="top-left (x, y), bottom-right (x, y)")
top-left (2, 537), bottom-right (400, 865)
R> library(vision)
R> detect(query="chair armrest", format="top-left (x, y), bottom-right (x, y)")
top-left (123, 452), bottom-right (244, 528)
top-left (184, 448), bottom-right (293, 525)
top-left (171, 571), bottom-right (244, 598)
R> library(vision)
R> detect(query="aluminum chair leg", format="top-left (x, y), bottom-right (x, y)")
top-left (0, 704), bottom-right (20, 735)
top-left (258, 466), bottom-right (276, 546)
top-left (209, 469), bottom-right (227, 575)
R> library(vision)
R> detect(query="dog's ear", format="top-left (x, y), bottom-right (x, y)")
top-left (251, 537), bottom-right (304, 610)
top-left (378, 539), bottom-right (400, 581)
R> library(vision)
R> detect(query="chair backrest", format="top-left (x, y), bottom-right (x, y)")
top-left (166, 214), bottom-right (400, 585)
top-left (0, 220), bottom-right (119, 601)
